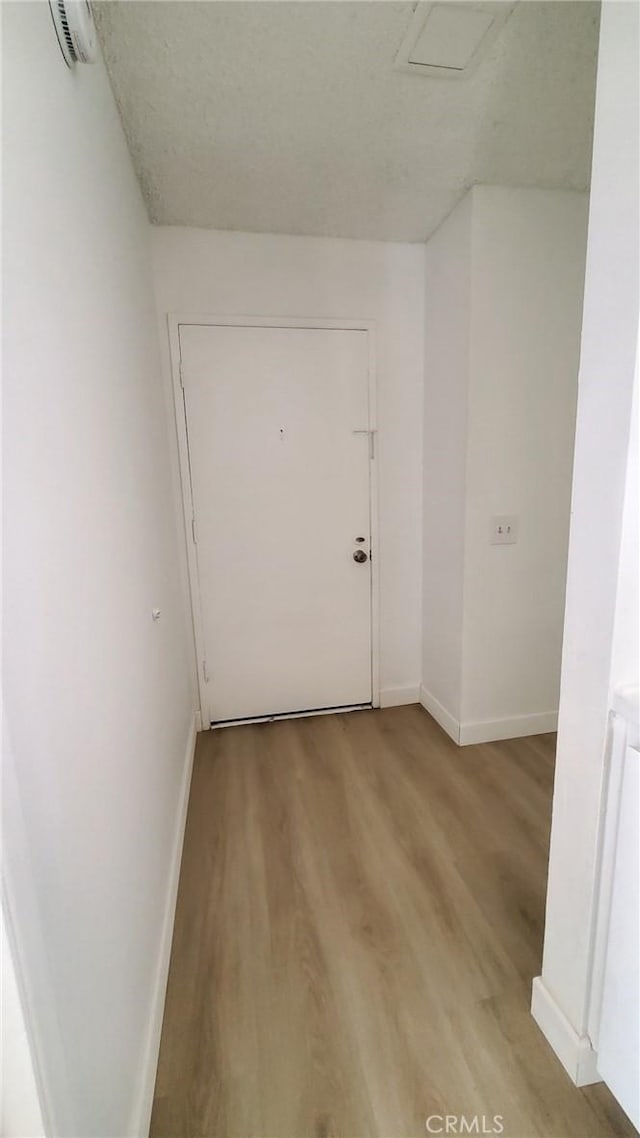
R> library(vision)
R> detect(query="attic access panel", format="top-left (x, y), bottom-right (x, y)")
top-left (395, 1), bottom-right (515, 78)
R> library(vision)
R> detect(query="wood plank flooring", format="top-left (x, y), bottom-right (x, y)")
top-left (150, 706), bottom-right (634, 1138)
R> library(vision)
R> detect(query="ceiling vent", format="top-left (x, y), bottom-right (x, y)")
top-left (395, 1), bottom-right (515, 79)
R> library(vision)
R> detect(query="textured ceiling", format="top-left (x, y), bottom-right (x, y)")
top-left (95, 1), bottom-right (599, 242)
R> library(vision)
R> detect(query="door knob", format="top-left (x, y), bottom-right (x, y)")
top-left (353, 549), bottom-right (368, 563)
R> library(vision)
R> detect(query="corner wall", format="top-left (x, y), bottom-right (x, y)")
top-left (421, 193), bottom-right (472, 727)
top-left (422, 185), bottom-right (588, 743)
top-left (462, 186), bottom-right (589, 734)
top-left (2, 4), bottom-right (194, 1134)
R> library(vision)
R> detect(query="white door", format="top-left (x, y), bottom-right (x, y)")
top-left (178, 322), bottom-right (374, 724)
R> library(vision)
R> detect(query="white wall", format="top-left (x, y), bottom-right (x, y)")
top-left (536, 0), bottom-right (639, 1056)
top-left (463, 186), bottom-right (589, 730)
top-left (422, 185), bottom-right (588, 743)
top-left (151, 228), bottom-right (425, 704)
top-left (2, 4), bottom-right (193, 1135)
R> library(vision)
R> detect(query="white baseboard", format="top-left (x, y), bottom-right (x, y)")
top-left (129, 712), bottom-right (198, 1138)
top-left (459, 710), bottom-right (558, 746)
top-left (419, 686), bottom-right (461, 743)
top-left (379, 684), bottom-right (420, 708)
top-left (419, 689), bottom-right (559, 747)
top-left (531, 976), bottom-right (601, 1087)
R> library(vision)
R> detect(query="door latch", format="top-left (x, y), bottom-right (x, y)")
top-left (352, 428), bottom-right (377, 460)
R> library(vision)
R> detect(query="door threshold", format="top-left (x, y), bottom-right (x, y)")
top-left (210, 703), bottom-right (372, 729)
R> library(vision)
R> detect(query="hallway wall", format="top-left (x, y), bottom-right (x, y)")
top-left (151, 227), bottom-right (425, 704)
top-left (2, 4), bottom-right (194, 1134)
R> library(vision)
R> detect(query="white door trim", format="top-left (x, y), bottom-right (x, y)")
top-left (167, 313), bottom-right (380, 726)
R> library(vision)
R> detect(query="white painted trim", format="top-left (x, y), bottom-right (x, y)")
top-left (586, 712), bottom-right (626, 1048)
top-left (419, 685), bottom-right (461, 743)
top-left (128, 713), bottom-right (198, 1138)
top-left (419, 691), bottom-right (559, 747)
top-left (168, 313), bottom-right (381, 723)
top-left (531, 976), bottom-right (601, 1087)
top-left (379, 685), bottom-right (420, 708)
top-left (0, 909), bottom-right (47, 1137)
top-left (611, 684), bottom-right (640, 741)
top-left (459, 710), bottom-right (558, 746)
top-left (168, 320), bottom-right (210, 732)
top-left (169, 313), bottom-right (376, 333)
top-left (366, 323), bottom-right (381, 710)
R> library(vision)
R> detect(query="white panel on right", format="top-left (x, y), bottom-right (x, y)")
top-left (597, 744), bottom-right (640, 1129)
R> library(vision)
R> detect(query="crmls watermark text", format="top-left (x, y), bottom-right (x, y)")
top-left (425, 1116), bottom-right (504, 1135)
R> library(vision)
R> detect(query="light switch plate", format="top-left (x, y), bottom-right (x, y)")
top-left (490, 515), bottom-right (518, 545)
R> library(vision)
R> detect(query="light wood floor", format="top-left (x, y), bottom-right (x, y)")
top-left (150, 706), bottom-right (634, 1138)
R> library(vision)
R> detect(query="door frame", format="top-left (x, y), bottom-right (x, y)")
top-left (167, 313), bottom-right (381, 727)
